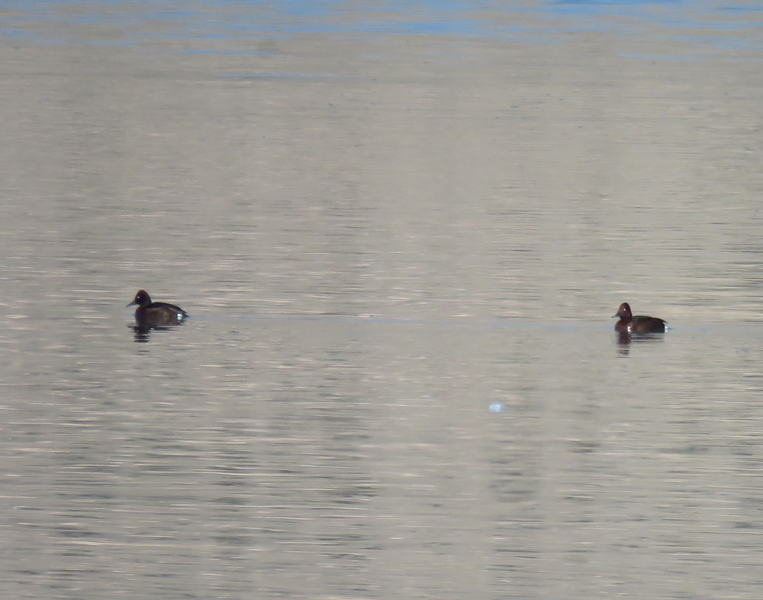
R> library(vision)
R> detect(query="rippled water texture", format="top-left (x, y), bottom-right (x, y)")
top-left (2, 1), bottom-right (763, 599)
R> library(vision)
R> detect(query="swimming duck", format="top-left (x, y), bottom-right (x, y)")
top-left (128, 290), bottom-right (187, 330)
top-left (613, 302), bottom-right (667, 333)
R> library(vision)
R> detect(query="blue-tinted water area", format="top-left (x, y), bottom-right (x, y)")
top-left (2, 1), bottom-right (763, 599)
top-left (2, 0), bottom-right (763, 53)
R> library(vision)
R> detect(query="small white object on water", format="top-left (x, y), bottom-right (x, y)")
top-left (489, 403), bottom-right (504, 413)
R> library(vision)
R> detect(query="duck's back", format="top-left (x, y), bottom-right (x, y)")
top-left (630, 315), bottom-right (667, 333)
top-left (141, 301), bottom-right (187, 326)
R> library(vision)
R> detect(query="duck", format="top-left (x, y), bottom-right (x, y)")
top-left (128, 290), bottom-right (187, 330)
top-left (613, 302), bottom-right (667, 333)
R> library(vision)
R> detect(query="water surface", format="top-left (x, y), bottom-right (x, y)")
top-left (2, 2), bottom-right (763, 599)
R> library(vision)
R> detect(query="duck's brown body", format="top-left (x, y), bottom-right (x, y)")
top-left (128, 290), bottom-right (187, 330)
top-left (613, 302), bottom-right (667, 333)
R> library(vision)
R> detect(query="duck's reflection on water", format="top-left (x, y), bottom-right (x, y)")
top-left (130, 322), bottom-right (186, 343)
top-left (616, 330), bottom-right (666, 354)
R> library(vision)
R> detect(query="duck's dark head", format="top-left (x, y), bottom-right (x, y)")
top-left (613, 302), bottom-right (632, 320)
top-left (128, 290), bottom-right (152, 308)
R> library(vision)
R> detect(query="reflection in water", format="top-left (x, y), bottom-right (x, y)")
top-left (131, 322), bottom-right (187, 343)
top-left (132, 325), bottom-right (151, 343)
top-left (616, 330), bottom-right (667, 354)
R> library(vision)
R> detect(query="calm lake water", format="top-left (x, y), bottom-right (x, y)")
top-left (2, 2), bottom-right (763, 599)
